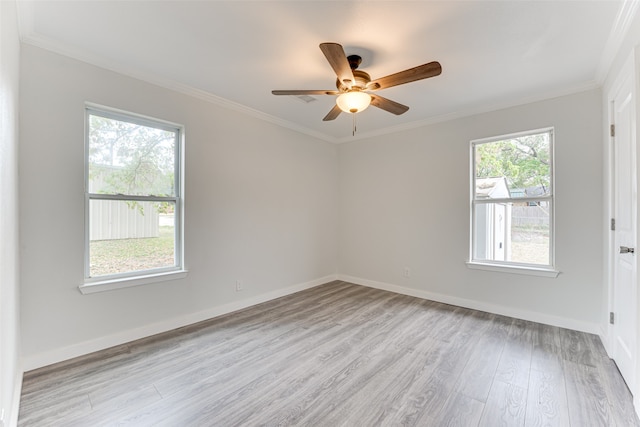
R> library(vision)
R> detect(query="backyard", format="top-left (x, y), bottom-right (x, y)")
top-left (510, 226), bottom-right (549, 265)
top-left (89, 225), bottom-right (175, 277)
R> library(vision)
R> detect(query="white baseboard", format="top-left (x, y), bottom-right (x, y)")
top-left (8, 363), bottom-right (23, 427)
top-left (338, 274), bottom-right (601, 335)
top-left (23, 275), bottom-right (337, 372)
top-left (22, 272), bottom-right (603, 371)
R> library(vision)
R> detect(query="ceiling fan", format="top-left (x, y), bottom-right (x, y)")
top-left (272, 42), bottom-right (442, 122)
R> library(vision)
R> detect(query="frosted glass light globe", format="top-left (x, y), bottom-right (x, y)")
top-left (336, 91), bottom-right (372, 113)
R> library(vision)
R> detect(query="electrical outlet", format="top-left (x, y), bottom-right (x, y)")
top-left (403, 267), bottom-right (411, 278)
top-left (235, 280), bottom-right (243, 292)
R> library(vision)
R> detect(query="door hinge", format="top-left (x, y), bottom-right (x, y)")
top-left (611, 218), bottom-right (616, 231)
top-left (610, 312), bottom-right (615, 324)
top-left (611, 124), bottom-right (616, 137)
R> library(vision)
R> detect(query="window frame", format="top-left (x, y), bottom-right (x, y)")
top-left (468, 127), bottom-right (559, 277)
top-left (81, 104), bottom-right (186, 293)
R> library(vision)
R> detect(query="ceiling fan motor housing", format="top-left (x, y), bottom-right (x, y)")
top-left (336, 70), bottom-right (371, 92)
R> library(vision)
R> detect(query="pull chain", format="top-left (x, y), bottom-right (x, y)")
top-left (352, 113), bottom-right (357, 136)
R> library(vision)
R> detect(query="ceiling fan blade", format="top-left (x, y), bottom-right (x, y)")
top-left (319, 42), bottom-right (355, 88)
top-left (323, 104), bottom-right (342, 121)
top-left (368, 61), bottom-right (442, 90)
top-left (272, 90), bottom-right (339, 95)
top-left (370, 94), bottom-right (409, 115)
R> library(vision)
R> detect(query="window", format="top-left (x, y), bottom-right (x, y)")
top-left (83, 105), bottom-right (184, 290)
top-left (470, 128), bottom-right (556, 275)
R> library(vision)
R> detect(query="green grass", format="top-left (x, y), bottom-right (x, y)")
top-left (90, 226), bottom-right (175, 277)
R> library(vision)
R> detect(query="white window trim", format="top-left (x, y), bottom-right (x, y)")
top-left (466, 261), bottom-right (559, 278)
top-left (468, 127), bottom-right (558, 276)
top-left (82, 104), bottom-right (186, 293)
top-left (79, 270), bottom-right (188, 294)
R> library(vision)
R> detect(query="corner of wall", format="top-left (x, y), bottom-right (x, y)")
top-left (8, 366), bottom-right (22, 427)
top-left (1, 0), bottom-right (22, 425)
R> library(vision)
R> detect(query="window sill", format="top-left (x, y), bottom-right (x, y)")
top-left (466, 261), bottom-right (559, 278)
top-left (79, 270), bottom-right (188, 294)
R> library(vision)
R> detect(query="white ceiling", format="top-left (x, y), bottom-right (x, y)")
top-left (17, 1), bottom-right (636, 142)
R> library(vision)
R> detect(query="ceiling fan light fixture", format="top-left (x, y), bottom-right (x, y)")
top-left (336, 91), bottom-right (371, 114)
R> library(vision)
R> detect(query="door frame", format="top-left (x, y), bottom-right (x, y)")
top-left (605, 51), bottom-right (639, 408)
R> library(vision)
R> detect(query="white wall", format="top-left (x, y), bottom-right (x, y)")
top-left (338, 89), bottom-right (603, 332)
top-left (19, 45), bottom-right (338, 369)
top-left (0, 0), bottom-right (22, 424)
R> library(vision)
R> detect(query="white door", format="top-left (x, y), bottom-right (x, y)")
top-left (611, 60), bottom-right (637, 392)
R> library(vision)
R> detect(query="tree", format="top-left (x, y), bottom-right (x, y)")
top-left (475, 131), bottom-right (550, 193)
top-left (88, 114), bottom-right (176, 197)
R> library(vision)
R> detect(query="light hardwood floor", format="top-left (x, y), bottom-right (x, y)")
top-left (19, 281), bottom-right (640, 426)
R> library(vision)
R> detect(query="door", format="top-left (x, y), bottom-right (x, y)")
top-left (611, 59), bottom-right (637, 392)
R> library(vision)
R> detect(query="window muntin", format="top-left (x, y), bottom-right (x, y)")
top-left (471, 128), bottom-right (554, 269)
top-left (85, 106), bottom-right (183, 282)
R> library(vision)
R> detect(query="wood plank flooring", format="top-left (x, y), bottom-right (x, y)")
top-left (18, 281), bottom-right (640, 426)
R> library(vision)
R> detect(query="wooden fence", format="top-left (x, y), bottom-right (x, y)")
top-left (511, 205), bottom-right (549, 227)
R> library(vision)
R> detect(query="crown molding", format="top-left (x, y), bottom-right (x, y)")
top-left (18, 31), bottom-right (604, 147)
top-left (595, 0), bottom-right (640, 83)
top-left (15, 0), bottom-right (613, 146)
top-left (16, 1), bottom-right (338, 143)
top-left (20, 33), bottom-right (339, 144)
top-left (334, 80), bottom-right (602, 144)
top-left (15, 0), bottom-right (34, 42)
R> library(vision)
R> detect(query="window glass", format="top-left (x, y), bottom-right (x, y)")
top-left (474, 132), bottom-right (551, 198)
top-left (471, 129), bottom-right (553, 269)
top-left (85, 107), bottom-right (182, 281)
top-left (88, 114), bottom-right (176, 196)
top-left (88, 200), bottom-right (177, 276)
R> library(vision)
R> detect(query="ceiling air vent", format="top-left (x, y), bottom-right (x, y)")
top-left (295, 95), bottom-right (317, 104)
